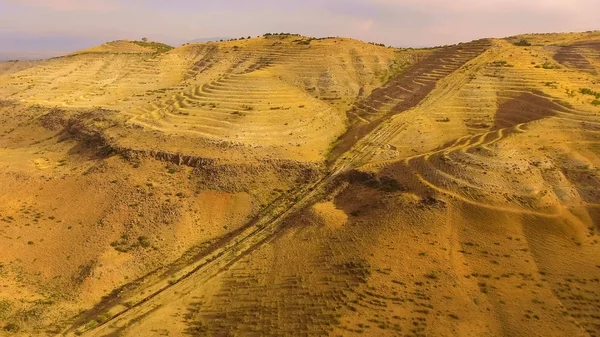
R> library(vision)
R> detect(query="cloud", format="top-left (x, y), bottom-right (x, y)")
top-left (1, 0), bottom-right (119, 11)
top-left (364, 0), bottom-right (592, 12)
top-left (1, 0), bottom-right (599, 51)
top-left (318, 0), bottom-right (599, 46)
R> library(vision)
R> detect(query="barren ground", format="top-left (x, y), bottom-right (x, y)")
top-left (0, 32), bottom-right (599, 337)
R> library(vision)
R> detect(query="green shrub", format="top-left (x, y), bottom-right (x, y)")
top-left (132, 40), bottom-right (174, 53)
top-left (490, 60), bottom-right (513, 67)
top-left (138, 236), bottom-right (151, 248)
top-left (514, 39), bottom-right (531, 46)
top-left (536, 62), bottom-right (558, 69)
top-left (580, 88), bottom-right (600, 98)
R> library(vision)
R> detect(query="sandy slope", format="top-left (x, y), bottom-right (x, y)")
top-left (0, 32), bottom-right (599, 336)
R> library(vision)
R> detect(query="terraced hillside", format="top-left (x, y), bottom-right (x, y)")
top-left (0, 32), bottom-right (599, 337)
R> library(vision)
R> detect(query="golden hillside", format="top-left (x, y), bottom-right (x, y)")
top-left (0, 32), bottom-right (599, 337)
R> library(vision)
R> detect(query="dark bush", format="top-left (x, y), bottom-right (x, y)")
top-left (514, 39), bottom-right (531, 46)
top-left (580, 88), bottom-right (600, 98)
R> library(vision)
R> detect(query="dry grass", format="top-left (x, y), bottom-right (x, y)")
top-left (0, 32), bottom-right (599, 336)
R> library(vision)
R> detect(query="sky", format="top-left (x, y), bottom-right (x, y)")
top-left (0, 0), bottom-right (598, 59)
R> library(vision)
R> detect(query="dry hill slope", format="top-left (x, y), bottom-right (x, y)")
top-left (0, 32), bottom-right (599, 337)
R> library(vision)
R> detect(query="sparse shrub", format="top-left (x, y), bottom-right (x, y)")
top-left (138, 236), bottom-right (151, 248)
top-left (132, 40), bottom-right (174, 53)
top-left (592, 99), bottom-right (600, 106)
top-left (0, 300), bottom-right (11, 320)
top-left (84, 320), bottom-right (98, 330)
top-left (96, 313), bottom-right (111, 323)
top-left (478, 281), bottom-right (489, 294)
top-left (580, 88), bottom-right (600, 98)
top-left (166, 163), bottom-right (178, 174)
top-left (514, 39), bottom-right (531, 46)
top-left (425, 271), bottom-right (439, 280)
top-left (112, 234), bottom-right (131, 252)
top-left (490, 60), bottom-right (513, 67)
top-left (264, 32), bottom-right (302, 40)
top-left (3, 323), bottom-right (19, 332)
top-left (294, 38), bottom-right (313, 45)
top-left (540, 62), bottom-right (558, 69)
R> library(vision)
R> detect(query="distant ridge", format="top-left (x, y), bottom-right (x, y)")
top-left (0, 31), bottom-right (102, 61)
top-left (70, 40), bottom-right (174, 55)
top-left (0, 51), bottom-right (64, 61)
top-left (186, 37), bottom-right (232, 44)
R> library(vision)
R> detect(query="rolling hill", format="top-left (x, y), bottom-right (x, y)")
top-left (0, 32), bottom-right (599, 337)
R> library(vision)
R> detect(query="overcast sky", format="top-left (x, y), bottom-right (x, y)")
top-left (0, 0), bottom-right (598, 58)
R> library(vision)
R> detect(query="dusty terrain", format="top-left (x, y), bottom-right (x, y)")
top-left (0, 32), bottom-right (599, 336)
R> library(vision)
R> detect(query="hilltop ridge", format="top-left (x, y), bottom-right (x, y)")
top-left (70, 40), bottom-right (174, 55)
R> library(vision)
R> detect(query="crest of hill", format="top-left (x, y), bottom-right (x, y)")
top-left (71, 40), bottom-right (174, 55)
top-left (506, 30), bottom-right (600, 46)
top-left (180, 33), bottom-right (392, 49)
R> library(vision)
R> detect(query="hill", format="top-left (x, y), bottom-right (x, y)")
top-left (0, 32), bottom-right (599, 336)
top-left (70, 40), bottom-right (174, 55)
top-left (186, 37), bottom-right (232, 44)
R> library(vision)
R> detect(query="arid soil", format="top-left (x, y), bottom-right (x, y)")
top-left (0, 32), bottom-right (599, 337)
